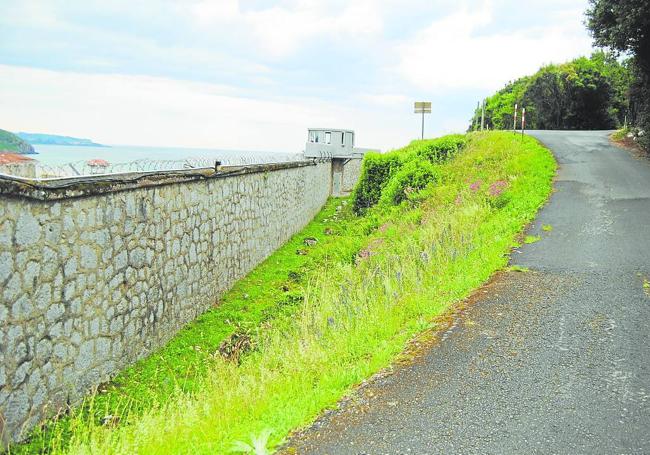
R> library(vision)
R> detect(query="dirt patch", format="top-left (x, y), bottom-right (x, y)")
top-left (610, 135), bottom-right (649, 160)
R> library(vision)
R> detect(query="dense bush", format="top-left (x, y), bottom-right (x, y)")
top-left (352, 151), bottom-right (405, 212)
top-left (352, 135), bottom-right (466, 213)
top-left (410, 135), bottom-right (466, 162)
top-left (469, 51), bottom-right (631, 131)
top-left (379, 158), bottom-right (441, 206)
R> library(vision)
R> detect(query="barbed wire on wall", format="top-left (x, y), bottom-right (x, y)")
top-left (32, 153), bottom-right (307, 178)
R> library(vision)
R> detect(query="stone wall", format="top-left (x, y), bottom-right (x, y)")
top-left (0, 160), bottom-right (335, 443)
top-left (341, 158), bottom-right (363, 194)
top-left (331, 158), bottom-right (363, 196)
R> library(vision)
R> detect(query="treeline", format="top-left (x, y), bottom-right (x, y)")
top-left (587, 0), bottom-right (649, 150)
top-left (469, 51), bottom-right (631, 131)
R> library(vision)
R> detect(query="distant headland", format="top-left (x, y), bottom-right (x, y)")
top-left (17, 132), bottom-right (108, 147)
top-left (0, 129), bottom-right (36, 154)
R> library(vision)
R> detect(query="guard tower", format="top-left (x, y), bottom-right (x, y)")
top-left (304, 128), bottom-right (374, 196)
top-left (304, 128), bottom-right (365, 159)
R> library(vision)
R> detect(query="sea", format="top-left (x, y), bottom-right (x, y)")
top-left (31, 144), bottom-right (302, 167)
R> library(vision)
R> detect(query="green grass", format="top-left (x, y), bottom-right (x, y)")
top-left (11, 131), bottom-right (556, 454)
top-left (12, 198), bottom-right (369, 454)
top-left (611, 127), bottom-right (630, 141)
top-left (524, 235), bottom-right (542, 244)
top-left (542, 224), bottom-right (553, 232)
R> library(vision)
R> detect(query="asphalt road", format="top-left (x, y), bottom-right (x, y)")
top-left (284, 131), bottom-right (650, 454)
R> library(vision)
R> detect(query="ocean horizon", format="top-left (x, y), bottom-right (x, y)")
top-left (31, 143), bottom-right (303, 167)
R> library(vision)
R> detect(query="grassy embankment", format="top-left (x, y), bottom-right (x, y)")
top-left (12, 131), bottom-right (555, 454)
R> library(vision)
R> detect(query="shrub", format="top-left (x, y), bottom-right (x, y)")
top-left (352, 151), bottom-right (406, 213)
top-left (352, 134), bottom-right (467, 213)
top-left (411, 135), bottom-right (467, 162)
top-left (379, 158), bottom-right (441, 206)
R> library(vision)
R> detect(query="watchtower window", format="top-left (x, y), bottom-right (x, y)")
top-left (341, 132), bottom-right (345, 145)
top-left (325, 132), bottom-right (331, 144)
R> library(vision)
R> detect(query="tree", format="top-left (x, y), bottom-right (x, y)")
top-left (564, 56), bottom-right (618, 129)
top-left (469, 53), bottom-right (630, 131)
top-left (586, 0), bottom-right (650, 70)
top-left (587, 0), bottom-right (650, 148)
top-left (524, 65), bottom-right (568, 129)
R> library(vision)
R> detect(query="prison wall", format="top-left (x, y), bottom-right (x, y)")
top-left (0, 160), bottom-right (344, 443)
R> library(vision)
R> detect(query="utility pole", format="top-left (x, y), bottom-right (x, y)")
top-left (480, 100), bottom-right (485, 131)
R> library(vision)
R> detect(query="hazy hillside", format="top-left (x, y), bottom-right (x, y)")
top-left (0, 129), bottom-right (36, 154)
top-left (18, 132), bottom-right (106, 147)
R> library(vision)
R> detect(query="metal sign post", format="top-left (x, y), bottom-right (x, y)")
top-left (414, 101), bottom-right (431, 140)
top-left (481, 100), bottom-right (485, 131)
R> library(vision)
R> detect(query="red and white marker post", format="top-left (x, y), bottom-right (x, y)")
top-left (521, 107), bottom-right (526, 138)
top-left (513, 103), bottom-right (518, 132)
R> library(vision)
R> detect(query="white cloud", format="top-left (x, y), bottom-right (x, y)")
top-left (0, 0), bottom-right (61, 28)
top-left (191, 0), bottom-right (240, 23)
top-left (0, 65), bottom-right (411, 152)
top-left (394, 1), bottom-right (593, 92)
top-left (359, 93), bottom-right (410, 107)
top-left (190, 0), bottom-right (384, 57)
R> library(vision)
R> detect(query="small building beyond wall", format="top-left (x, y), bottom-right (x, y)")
top-left (0, 157), bottom-right (363, 444)
top-left (0, 154), bottom-right (36, 179)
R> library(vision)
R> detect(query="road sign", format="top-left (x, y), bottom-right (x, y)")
top-left (414, 101), bottom-right (431, 139)
top-left (414, 101), bottom-right (432, 113)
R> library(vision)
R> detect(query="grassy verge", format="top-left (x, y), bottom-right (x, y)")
top-left (11, 131), bottom-right (555, 454)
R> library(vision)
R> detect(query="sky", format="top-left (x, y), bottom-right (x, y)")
top-left (0, 0), bottom-right (594, 153)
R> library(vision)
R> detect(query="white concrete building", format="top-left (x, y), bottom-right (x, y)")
top-left (304, 128), bottom-right (369, 159)
top-left (304, 128), bottom-right (375, 195)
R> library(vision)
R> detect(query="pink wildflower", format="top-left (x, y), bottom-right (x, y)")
top-left (469, 180), bottom-right (482, 192)
top-left (488, 180), bottom-right (508, 197)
